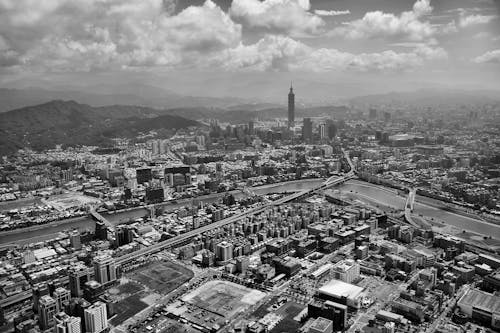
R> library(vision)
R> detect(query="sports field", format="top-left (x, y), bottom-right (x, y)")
top-left (127, 260), bottom-right (194, 294)
top-left (110, 294), bottom-right (149, 326)
top-left (182, 280), bottom-right (266, 318)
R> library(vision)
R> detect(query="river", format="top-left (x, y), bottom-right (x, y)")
top-left (1, 178), bottom-right (498, 245)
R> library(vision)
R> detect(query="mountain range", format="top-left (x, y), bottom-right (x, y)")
top-left (0, 100), bottom-right (199, 155)
top-left (0, 85), bottom-right (282, 113)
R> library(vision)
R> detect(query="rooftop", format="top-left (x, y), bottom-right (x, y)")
top-left (318, 279), bottom-right (364, 300)
top-left (458, 289), bottom-right (500, 314)
top-left (310, 317), bottom-right (333, 332)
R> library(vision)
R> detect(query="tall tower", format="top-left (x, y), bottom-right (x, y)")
top-left (288, 82), bottom-right (295, 128)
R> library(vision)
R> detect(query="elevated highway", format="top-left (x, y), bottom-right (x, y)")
top-left (116, 172), bottom-right (355, 265)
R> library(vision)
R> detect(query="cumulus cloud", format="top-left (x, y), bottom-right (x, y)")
top-left (229, 0), bottom-right (324, 36)
top-left (0, 0), bottom-right (449, 74)
top-left (217, 35), bottom-right (447, 72)
top-left (330, 0), bottom-right (435, 41)
top-left (314, 9), bottom-right (350, 17)
top-left (459, 14), bottom-right (496, 27)
top-left (0, 0), bottom-right (241, 70)
top-left (473, 49), bottom-right (500, 63)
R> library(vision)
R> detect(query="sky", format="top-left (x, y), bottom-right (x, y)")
top-left (0, 0), bottom-right (499, 101)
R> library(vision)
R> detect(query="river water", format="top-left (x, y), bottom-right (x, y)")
top-left (1, 178), bottom-right (498, 245)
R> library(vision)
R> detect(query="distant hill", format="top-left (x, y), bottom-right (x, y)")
top-left (0, 86), bottom-right (247, 113)
top-left (347, 89), bottom-right (500, 108)
top-left (0, 100), bottom-right (199, 155)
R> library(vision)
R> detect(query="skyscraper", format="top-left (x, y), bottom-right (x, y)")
top-left (288, 82), bottom-right (295, 128)
top-left (318, 123), bottom-right (326, 140)
top-left (84, 302), bottom-right (108, 333)
top-left (303, 118), bottom-right (313, 141)
top-left (38, 295), bottom-right (57, 330)
top-left (93, 255), bottom-right (116, 285)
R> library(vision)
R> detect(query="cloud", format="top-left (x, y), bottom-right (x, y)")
top-left (218, 35), bottom-right (447, 72)
top-left (0, 0), bottom-right (241, 70)
top-left (0, 0), bottom-right (448, 74)
top-left (458, 14), bottom-right (496, 27)
top-left (330, 0), bottom-right (435, 41)
top-left (473, 49), bottom-right (500, 63)
top-left (229, 0), bottom-right (324, 36)
top-left (314, 9), bottom-right (350, 17)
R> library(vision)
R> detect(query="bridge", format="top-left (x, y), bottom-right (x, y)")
top-left (404, 188), bottom-right (432, 230)
top-left (405, 188), bottom-right (416, 212)
top-left (116, 173), bottom-right (355, 265)
top-left (89, 208), bottom-right (113, 229)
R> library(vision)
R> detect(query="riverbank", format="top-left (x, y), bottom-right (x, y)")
top-left (1, 177), bottom-right (498, 245)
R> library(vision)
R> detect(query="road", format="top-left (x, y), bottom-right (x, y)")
top-left (117, 174), bottom-right (355, 264)
top-left (348, 269), bottom-right (423, 333)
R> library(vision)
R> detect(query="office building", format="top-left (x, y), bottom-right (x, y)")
top-left (216, 241), bottom-right (233, 263)
top-left (115, 226), bottom-right (134, 247)
top-left (84, 302), bottom-right (108, 333)
top-left (69, 266), bottom-right (92, 297)
top-left (53, 287), bottom-right (71, 312)
top-left (93, 255), bottom-right (116, 285)
top-left (332, 259), bottom-right (360, 284)
top-left (327, 120), bottom-right (337, 139)
top-left (54, 312), bottom-right (82, 333)
top-left (38, 295), bottom-right (57, 330)
top-left (303, 118), bottom-right (313, 141)
top-left (318, 124), bottom-right (326, 139)
top-left (308, 299), bottom-right (347, 331)
top-left (288, 83), bottom-right (295, 128)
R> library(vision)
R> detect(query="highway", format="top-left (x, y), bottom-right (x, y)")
top-left (116, 174), bottom-right (354, 264)
top-left (117, 152), bottom-right (357, 265)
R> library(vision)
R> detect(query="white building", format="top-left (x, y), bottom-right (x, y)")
top-left (84, 302), bottom-right (108, 333)
top-left (332, 259), bottom-right (360, 284)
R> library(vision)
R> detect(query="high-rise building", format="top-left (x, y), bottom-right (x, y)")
top-left (326, 120), bottom-right (337, 139)
top-left (318, 124), bottom-right (326, 139)
top-left (288, 83), bottom-right (295, 128)
top-left (248, 121), bottom-right (254, 135)
top-left (93, 255), bottom-right (116, 285)
top-left (115, 225), bottom-right (134, 247)
top-left (53, 287), bottom-right (71, 312)
top-left (69, 266), bottom-right (92, 297)
top-left (303, 118), bottom-right (313, 141)
top-left (38, 295), bottom-right (57, 330)
top-left (84, 302), bottom-right (108, 333)
top-left (216, 241), bottom-right (234, 263)
top-left (54, 312), bottom-right (82, 333)
top-left (369, 108), bottom-right (377, 120)
top-left (332, 259), bottom-right (360, 284)
top-left (69, 230), bottom-right (82, 250)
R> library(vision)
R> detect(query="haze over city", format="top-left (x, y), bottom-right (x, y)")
top-left (0, 0), bottom-right (499, 102)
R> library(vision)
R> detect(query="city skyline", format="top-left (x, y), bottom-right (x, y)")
top-left (0, 0), bottom-right (499, 101)
top-left (0, 2), bottom-right (500, 333)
